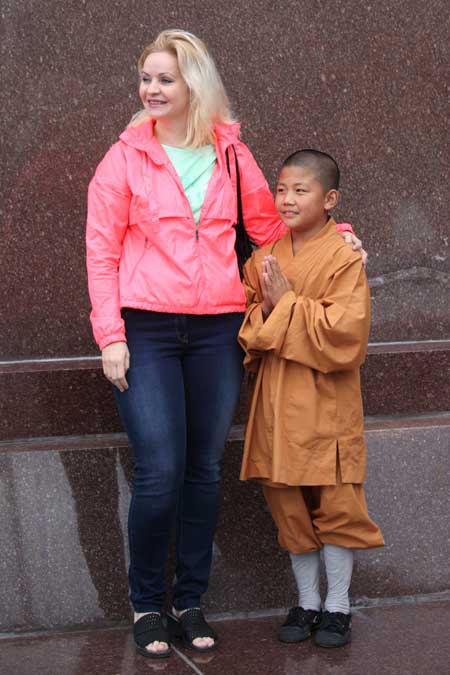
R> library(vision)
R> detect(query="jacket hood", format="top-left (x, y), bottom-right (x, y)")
top-left (119, 118), bottom-right (241, 164)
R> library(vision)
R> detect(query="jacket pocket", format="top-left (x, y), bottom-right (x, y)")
top-left (126, 239), bottom-right (149, 286)
top-left (129, 195), bottom-right (160, 232)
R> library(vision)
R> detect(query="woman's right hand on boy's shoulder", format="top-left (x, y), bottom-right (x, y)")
top-left (101, 341), bottom-right (130, 392)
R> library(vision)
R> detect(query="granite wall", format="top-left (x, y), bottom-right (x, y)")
top-left (1, 427), bottom-right (450, 633)
top-left (1, 0), bottom-right (449, 633)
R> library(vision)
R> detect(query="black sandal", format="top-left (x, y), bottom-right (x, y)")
top-left (167, 608), bottom-right (218, 652)
top-left (133, 613), bottom-right (172, 659)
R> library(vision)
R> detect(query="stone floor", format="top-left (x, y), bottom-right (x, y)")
top-left (1, 601), bottom-right (449, 675)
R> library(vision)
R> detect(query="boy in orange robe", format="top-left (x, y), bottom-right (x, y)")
top-left (238, 149), bottom-right (384, 648)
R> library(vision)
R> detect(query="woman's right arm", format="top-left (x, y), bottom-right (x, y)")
top-left (234, 142), bottom-right (287, 246)
top-left (86, 142), bottom-right (131, 390)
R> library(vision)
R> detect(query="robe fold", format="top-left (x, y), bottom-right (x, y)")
top-left (238, 218), bottom-right (370, 486)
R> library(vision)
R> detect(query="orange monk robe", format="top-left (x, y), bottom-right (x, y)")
top-left (238, 218), bottom-right (370, 487)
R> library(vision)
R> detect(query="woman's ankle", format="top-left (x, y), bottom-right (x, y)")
top-left (134, 610), bottom-right (161, 622)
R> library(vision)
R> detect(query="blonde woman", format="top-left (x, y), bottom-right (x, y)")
top-left (86, 29), bottom-right (361, 659)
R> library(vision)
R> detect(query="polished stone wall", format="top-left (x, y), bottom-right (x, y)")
top-left (1, 0), bottom-right (450, 633)
top-left (1, 426), bottom-right (450, 632)
top-left (2, 0), bottom-right (449, 359)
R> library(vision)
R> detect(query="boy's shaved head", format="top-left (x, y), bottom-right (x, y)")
top-left (282, 149), bottom-right (340, 192)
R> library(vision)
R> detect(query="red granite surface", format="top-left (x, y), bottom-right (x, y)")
top-left (1, 602), bottom-right (449, 675)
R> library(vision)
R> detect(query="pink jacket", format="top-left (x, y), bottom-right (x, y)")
top-left (86, 120), bottom-right (352, 350)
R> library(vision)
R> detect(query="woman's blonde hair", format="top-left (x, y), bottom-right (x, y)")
top-left (131, 29), bottom-right (234, 147)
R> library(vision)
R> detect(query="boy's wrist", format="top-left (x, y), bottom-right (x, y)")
top-left (261, 301), bottom-right (272, 319)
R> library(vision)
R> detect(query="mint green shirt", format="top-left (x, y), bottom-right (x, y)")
top-left (162, 144), bottom-right (216, 225)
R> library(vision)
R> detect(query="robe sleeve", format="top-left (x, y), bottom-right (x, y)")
top-left (234, 142), bottom-right (287, 245)
top-left (241, 253), bottom-right (370, 374)
top-left (237, 255), bottom-right (268, 372)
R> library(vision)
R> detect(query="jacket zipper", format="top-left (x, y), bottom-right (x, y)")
top-left (165, 162), bottom-right (200, 241)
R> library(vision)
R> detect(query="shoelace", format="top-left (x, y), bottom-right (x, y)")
top-left (320, 613), bottom-right (349, 633)
top-left (286, 607), bottom-right (317, 626)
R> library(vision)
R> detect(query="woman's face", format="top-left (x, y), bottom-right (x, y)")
top-left (139, 51), bottom-right (190, 124)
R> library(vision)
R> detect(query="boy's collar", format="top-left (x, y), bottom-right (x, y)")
top-left (282, 217), bottom-right (337, 257)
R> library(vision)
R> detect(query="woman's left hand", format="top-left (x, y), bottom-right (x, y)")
top-left (341, 232), bottom-right (368, 267)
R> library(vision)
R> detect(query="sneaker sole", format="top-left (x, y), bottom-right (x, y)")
top-left (278, 623), bottom-right (321, 643)
top-left (315, 635), bottom-right (351, 648)
top-left (278, 628), bottom-right (311, 643)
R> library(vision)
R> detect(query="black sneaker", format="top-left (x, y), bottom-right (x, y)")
top-left (278, 606), bottom-right (322, 643)
top-left (314, 611), bottom-right (351, 647)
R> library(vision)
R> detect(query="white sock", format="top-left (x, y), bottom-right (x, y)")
top-left (323, 544), bottom-right (354, 614)
top-left (289, 551), bottom-right (321, 611)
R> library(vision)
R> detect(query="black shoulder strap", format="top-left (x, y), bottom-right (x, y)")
top-left (225, 144), bottom-right (255, 279)
top-left (231, 146), bottom-right (244, 229)
top-left (225, 146), bottom-right (243, 230)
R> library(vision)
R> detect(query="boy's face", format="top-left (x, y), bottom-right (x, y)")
top-left (275, 165), bottom-right (338, 233)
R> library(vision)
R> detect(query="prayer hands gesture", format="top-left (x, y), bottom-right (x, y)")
top-left (261, 255), bottom-right (293, 317)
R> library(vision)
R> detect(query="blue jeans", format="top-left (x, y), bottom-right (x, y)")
top-left (114, 309), bottom-right (244, 612)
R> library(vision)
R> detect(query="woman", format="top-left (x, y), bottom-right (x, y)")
top-left (86, 29), bottom-right (362, 659)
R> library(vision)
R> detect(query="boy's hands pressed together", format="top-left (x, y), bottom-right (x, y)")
top-left (261, 255), bottom-right (293, 317)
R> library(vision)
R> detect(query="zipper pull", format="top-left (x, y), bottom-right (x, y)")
top-left (196, 229), bottom-right (199, 241)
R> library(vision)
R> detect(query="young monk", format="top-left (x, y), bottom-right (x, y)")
top-left (238, 149), bottom-right (384, 648)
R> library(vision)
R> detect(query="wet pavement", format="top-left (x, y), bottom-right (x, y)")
top-left (1, 602), bottom-right (449, 675)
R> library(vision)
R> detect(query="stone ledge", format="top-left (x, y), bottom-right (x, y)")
top-left (2, 411), bottom-right (450, 454)
top-left (1, 343), bottom-right (449, 440)
top-left (1, 340), bottom-right (449, 373)
top-left (0, 422), bottom-right (449, 631)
